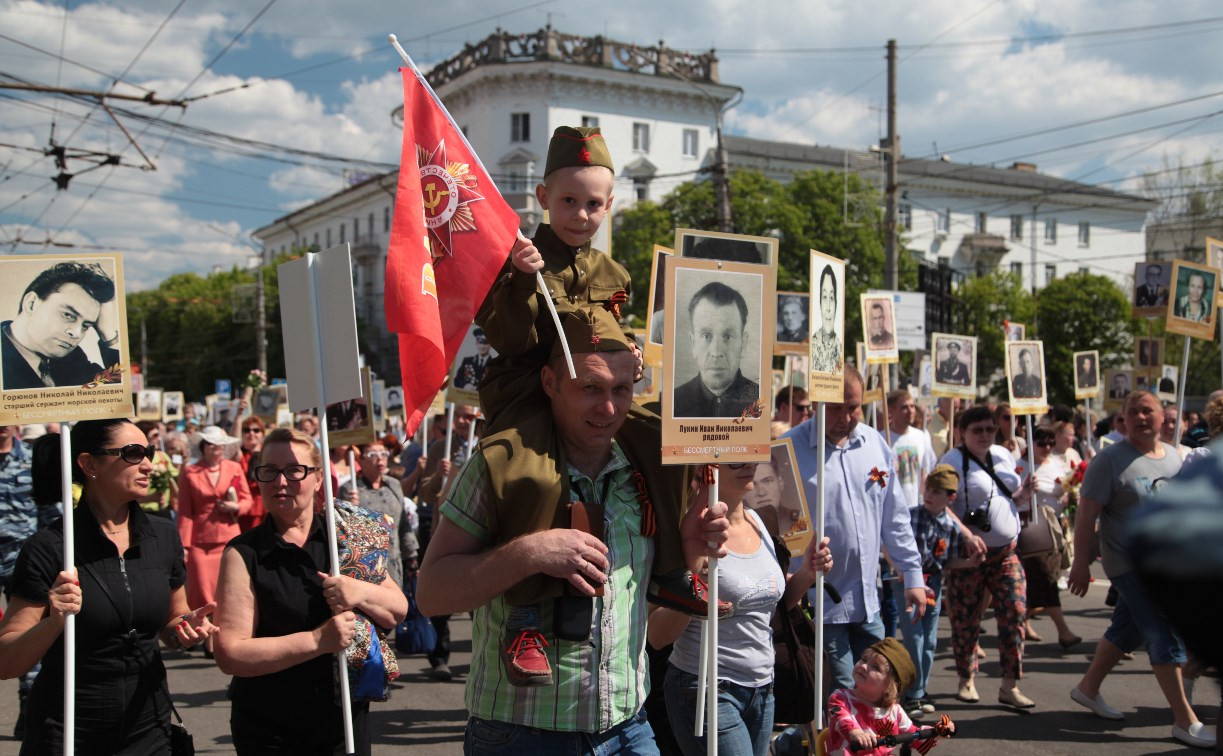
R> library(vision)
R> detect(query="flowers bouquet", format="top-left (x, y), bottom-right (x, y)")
top-left (1057, 459), bottom-right (1088, 520)
top-left (244, 368), bottom-right (267, 391)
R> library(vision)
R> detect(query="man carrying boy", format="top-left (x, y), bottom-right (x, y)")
top-left (472, 126), bottom-right (718, 688)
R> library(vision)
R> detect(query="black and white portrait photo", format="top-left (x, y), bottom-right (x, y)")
top-left (0, 257), bottom-right (125, 392)
top-left (1136, 338), bottom-right (1163, 369)
top-left (745, 440), bottom-right (810, 550)
top-left (810, 261), bottom-right (843, 375)
top-left (136, 389), bottom-right (162, 420)
top-left (448, 323), bottom-right (498, 405)
top-left (1005, 322), bottom-right (1025, 342)
top-left (1107, 369), bottom-right (1132, 400)
top-left (1073, 350), bottom-right (1100, 400)
top-left (861, 294), bottom-right (898, 365)
top-left (1006, 341), bottom-right (1047, 411)
top-left (676, 228), bottom-right (776, 266)
top-left (931, 333), bottom-right (976, 399)
top-left (775, 292), bottom-right (809, 354)
top-left (162, 390), bottom-right (184, 423)
top-left (1159, 364), bottom-right (1178, 402)
top-left (384, 385), bottom-right (405, 416)
top-left (254, 387), bottom-right (282, 419)
top-left (671, 272), bottom-right (763, 419)
top-left (1133, 262), bottom-right (1171, 316)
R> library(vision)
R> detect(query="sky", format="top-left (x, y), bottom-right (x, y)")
top-left (0, 0), bottom-right (1219, 290)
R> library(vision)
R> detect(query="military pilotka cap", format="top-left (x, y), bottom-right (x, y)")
top-left (870, 637), bottom-right (917, 696)
top-left (926, 463), bottom-right (960, 492)
top-left (544, 126), bottom-right (614, 178)
top-left (550, 306), bottom-right (632, 362)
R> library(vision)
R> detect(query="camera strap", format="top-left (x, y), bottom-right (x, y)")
top-left (958, 445), bottom-right (1014, 499)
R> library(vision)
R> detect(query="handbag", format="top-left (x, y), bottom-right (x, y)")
top-left (168, 700), bottom-right (195, 756)
top-left (1017, 504), bottom-right (1065, 578)
top-left (754, 515), bottom-right (818, 724)
top-left (396, 574), bottom-right (438, 656)
top-left (335, 501), bottom-right (401, 701)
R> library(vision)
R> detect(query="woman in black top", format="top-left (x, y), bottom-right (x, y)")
top-left (214, 427), bottom-right (406, 755)
top-left (0, 419), bottom-right (218, 754)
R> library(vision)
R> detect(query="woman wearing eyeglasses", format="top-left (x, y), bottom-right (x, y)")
top-left (0, 419), bottom-right (218, 753)
top-left (236, 417), bottom-right (267, 532)
top-left (338, 441), bottom-right (406, 588)
top-left (213, 428), bottom-right (407, 755)
top-left (177, 425), bottom-right (252, 655)
top-left (939, 405), bottom-right (1034, 709)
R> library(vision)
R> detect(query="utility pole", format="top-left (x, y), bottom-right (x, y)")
top-left (140, 319), bottom-right (148, 381)
top-left (715, 110), bottom-right (733, 232)
top-left (255, 248), bottom-right (268, 376)
top-left (883, 39), bottom-right (900, 291)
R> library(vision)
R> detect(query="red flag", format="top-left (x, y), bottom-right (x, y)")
top-left (385, 66), bottom-right (520, 436)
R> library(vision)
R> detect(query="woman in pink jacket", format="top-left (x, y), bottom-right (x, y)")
top-left (178, 425), bottom-right (252, 651)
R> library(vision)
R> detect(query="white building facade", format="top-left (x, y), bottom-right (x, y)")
top-left (252, 27), bottom-right (1154, 383)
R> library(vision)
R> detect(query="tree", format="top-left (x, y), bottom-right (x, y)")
top-left (1034, 272), bottom-right (1138, 407)
top-left (954, 271), bottom-right (1035, 398)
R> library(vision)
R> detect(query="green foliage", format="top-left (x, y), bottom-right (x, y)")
top-left (612, 168), bottom-right (896, 348)
top-left (955, 271), bottom-right (1035, 397)
top-left (1034, 272), bottom-right (1138, 406)
top-left (125, 252), bottom-right (294, 400)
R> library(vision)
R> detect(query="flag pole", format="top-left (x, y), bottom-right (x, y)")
top-left (60, 424), bottom-right (74, 756)
top-left (387, 33), bottom-right (576, 380)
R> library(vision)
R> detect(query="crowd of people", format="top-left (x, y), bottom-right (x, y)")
top-left (0, 118), bottom-right (1217, 756)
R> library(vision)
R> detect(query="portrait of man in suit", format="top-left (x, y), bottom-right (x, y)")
top-left (936, 339), bottom-right (970, 385)
top-left (453, 328), bottom-right (492, 390)
top-left (1135, 264), bottom-right (1169, 308)
top-left (865, 298), bottom-right (895, 350)
top-left (1010, 347), bottom-right (1042, 399)
top-left (2, 261), bottom-right (120, 390)
top-left (1109, 371), bottom-right (1130, 399)
top-left (673, 280), bottom-right (760, 418)
top-left (1076, 354), bottom-right (1098, 391)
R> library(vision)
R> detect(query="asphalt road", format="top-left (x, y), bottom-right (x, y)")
top-left (0, 562), bottom-right (1217, 754)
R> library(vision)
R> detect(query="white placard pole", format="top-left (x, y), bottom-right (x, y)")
top-left (700, 468), bottom-right (721, 752)
top-left (1084, 398), bottom-right (1093, 451)
top-left (784, 355), bottom-right (793, 396)
top-left (813, 402), bottom-right (827, 731)
top-left (316, 410), bottom-right (355, 755)
top-left (61, 426), bottom-right (74, 756)
top-left (1175, 335), bottom-right (1191, 447)
top-left (441, 403), bottom-right (456, 494)
top-left (466, 413), bottom-right (478, 458)
top-left (1025, 415), bottom-right (1038, 528)
top-left (347, 448), bottom-right (357, 493)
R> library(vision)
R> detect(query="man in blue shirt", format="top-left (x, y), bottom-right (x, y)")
top-left (783, 366), bottom-right (927, 690)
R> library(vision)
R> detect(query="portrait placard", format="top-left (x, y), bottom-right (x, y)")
top-left (1207, 237), bottom-right (1223, 287)
top-left (0, 253), bottom-right (132, 425)
top-left (808, 250), bottom-right (846, 403)
top-left (635, 364), bottom-right (661, 403)
top-left (774, 291), bottom-right (810, 357)
top-left (1135, 338), bottom-right (1163, 369)
top-left (384, 384), bottom-right (405, 417)
top-left (1104, 368), bottom-right (1133, 411)
top-left (930, 333), bottom-right (977, 399)
top-left (371, 377), bottom-right (386, 432)
top-left (447, 323), bottom-right (495, 407)
top-left (135, 388), bottom-right (163, 421)
top-left (1005, 323), bottom-right (1026, 342)
top-left (789, 355), bottom-right (810, 394)
top-left (210, 398), bottom-right (235, 428)
top-left (275, 406), bottom-right (293, 428)
top-left (1158, 364), bottom-right (1178, 402)
top-left (161, 390), bottom-right (184, 423)
top-left (1132, 261), bottom-right (1172, 318)
top-left (661, 256), bottom-right (773, 465)
top-left (327, 366), bottom-right (375, 447)
top-left (130, 371), bottom-right (143, 393)
top-left (770, 369), bottom-right (785, 400)
top-left (643, 245), bottom-right (672, 366)
top-left (1005, 340), bottom-right (1047, 415)
top-left (743, 438), bottom-right (811, 554)
top-left (253, 385), bottom-right (287, 424)
top-left (860, 294), bottom-right (898, 364)
top-left (914, 351), bottom-right (934, 403)
top-left (1166, 259), bottom-right (1220, 341)
top-left (675, 228), bottom-right (776, 266)
top-left (855, 342), bottom-right (884, 403)
top-left (1073, 350), bottom-right (1101, 400)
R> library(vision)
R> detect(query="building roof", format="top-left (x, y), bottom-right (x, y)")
top-left (724, 135), bottom-right (1156, 211)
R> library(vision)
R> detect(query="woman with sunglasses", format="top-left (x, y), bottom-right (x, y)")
top-left (236, 417), bottom-right (267, 532)
top-left (940, 404), bottom-right (1034, 709)
top-left (0, 419), bottom-right (218, 753)
top-left (177, 425), bottom-right (252, 655)
top-left (213, 428), bottom-right (407, 755)
top-left (648, 463), bottom-right (832, 755)
top-left (1023, 424), bottom-right (1081, 649)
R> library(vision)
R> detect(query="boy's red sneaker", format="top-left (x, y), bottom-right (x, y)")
top-left (502, 628), bottom-right (553, 687)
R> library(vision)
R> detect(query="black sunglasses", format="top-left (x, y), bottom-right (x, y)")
top-left (93, 443), bottom-right (156, 464)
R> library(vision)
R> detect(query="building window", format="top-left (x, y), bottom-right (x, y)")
top-left (1045, 264), bottom-right (1057, 284)
top-left (326, 228), bottom-right (332, 247)
top-left (368, 213), bottom-right (374, 238)
top-left (507, 169), bottom-right (526, 193)
top-left (1078, 221), bottom-right (1090, 246)
top-left (899, 203), bottom-right (912, 231)
top-left (384, 207), bottom-right (390, 233)
top-left (682, 129), bottom-right (699, 158)
top-left (312, 232), bottom-right (319, 250)
top-left (633, 177), bottom-right (649, 202)
top-left (511, 112), bottom-right (530, 143)
top-left (937, 208), bottom-right (950, 233)
top-left (1010, 214), bottom-right (1023, 240)
top-left (1010, 261), bottom-right (1023, 278)
top-left (1079, 266), bottom-right (1090, 275)
top-left (1044, 218), bottom-right (1056, 243)
top-left (581, 115), bottom-right (599, 128)
top-left (353, 218), bottom-right (359, 241)
top-left (633, 122), bottom-right (650, 153)
top-left (975, 212), bottom-right (988, 233)
top-left (339, 224), bottom-right (345, 244)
